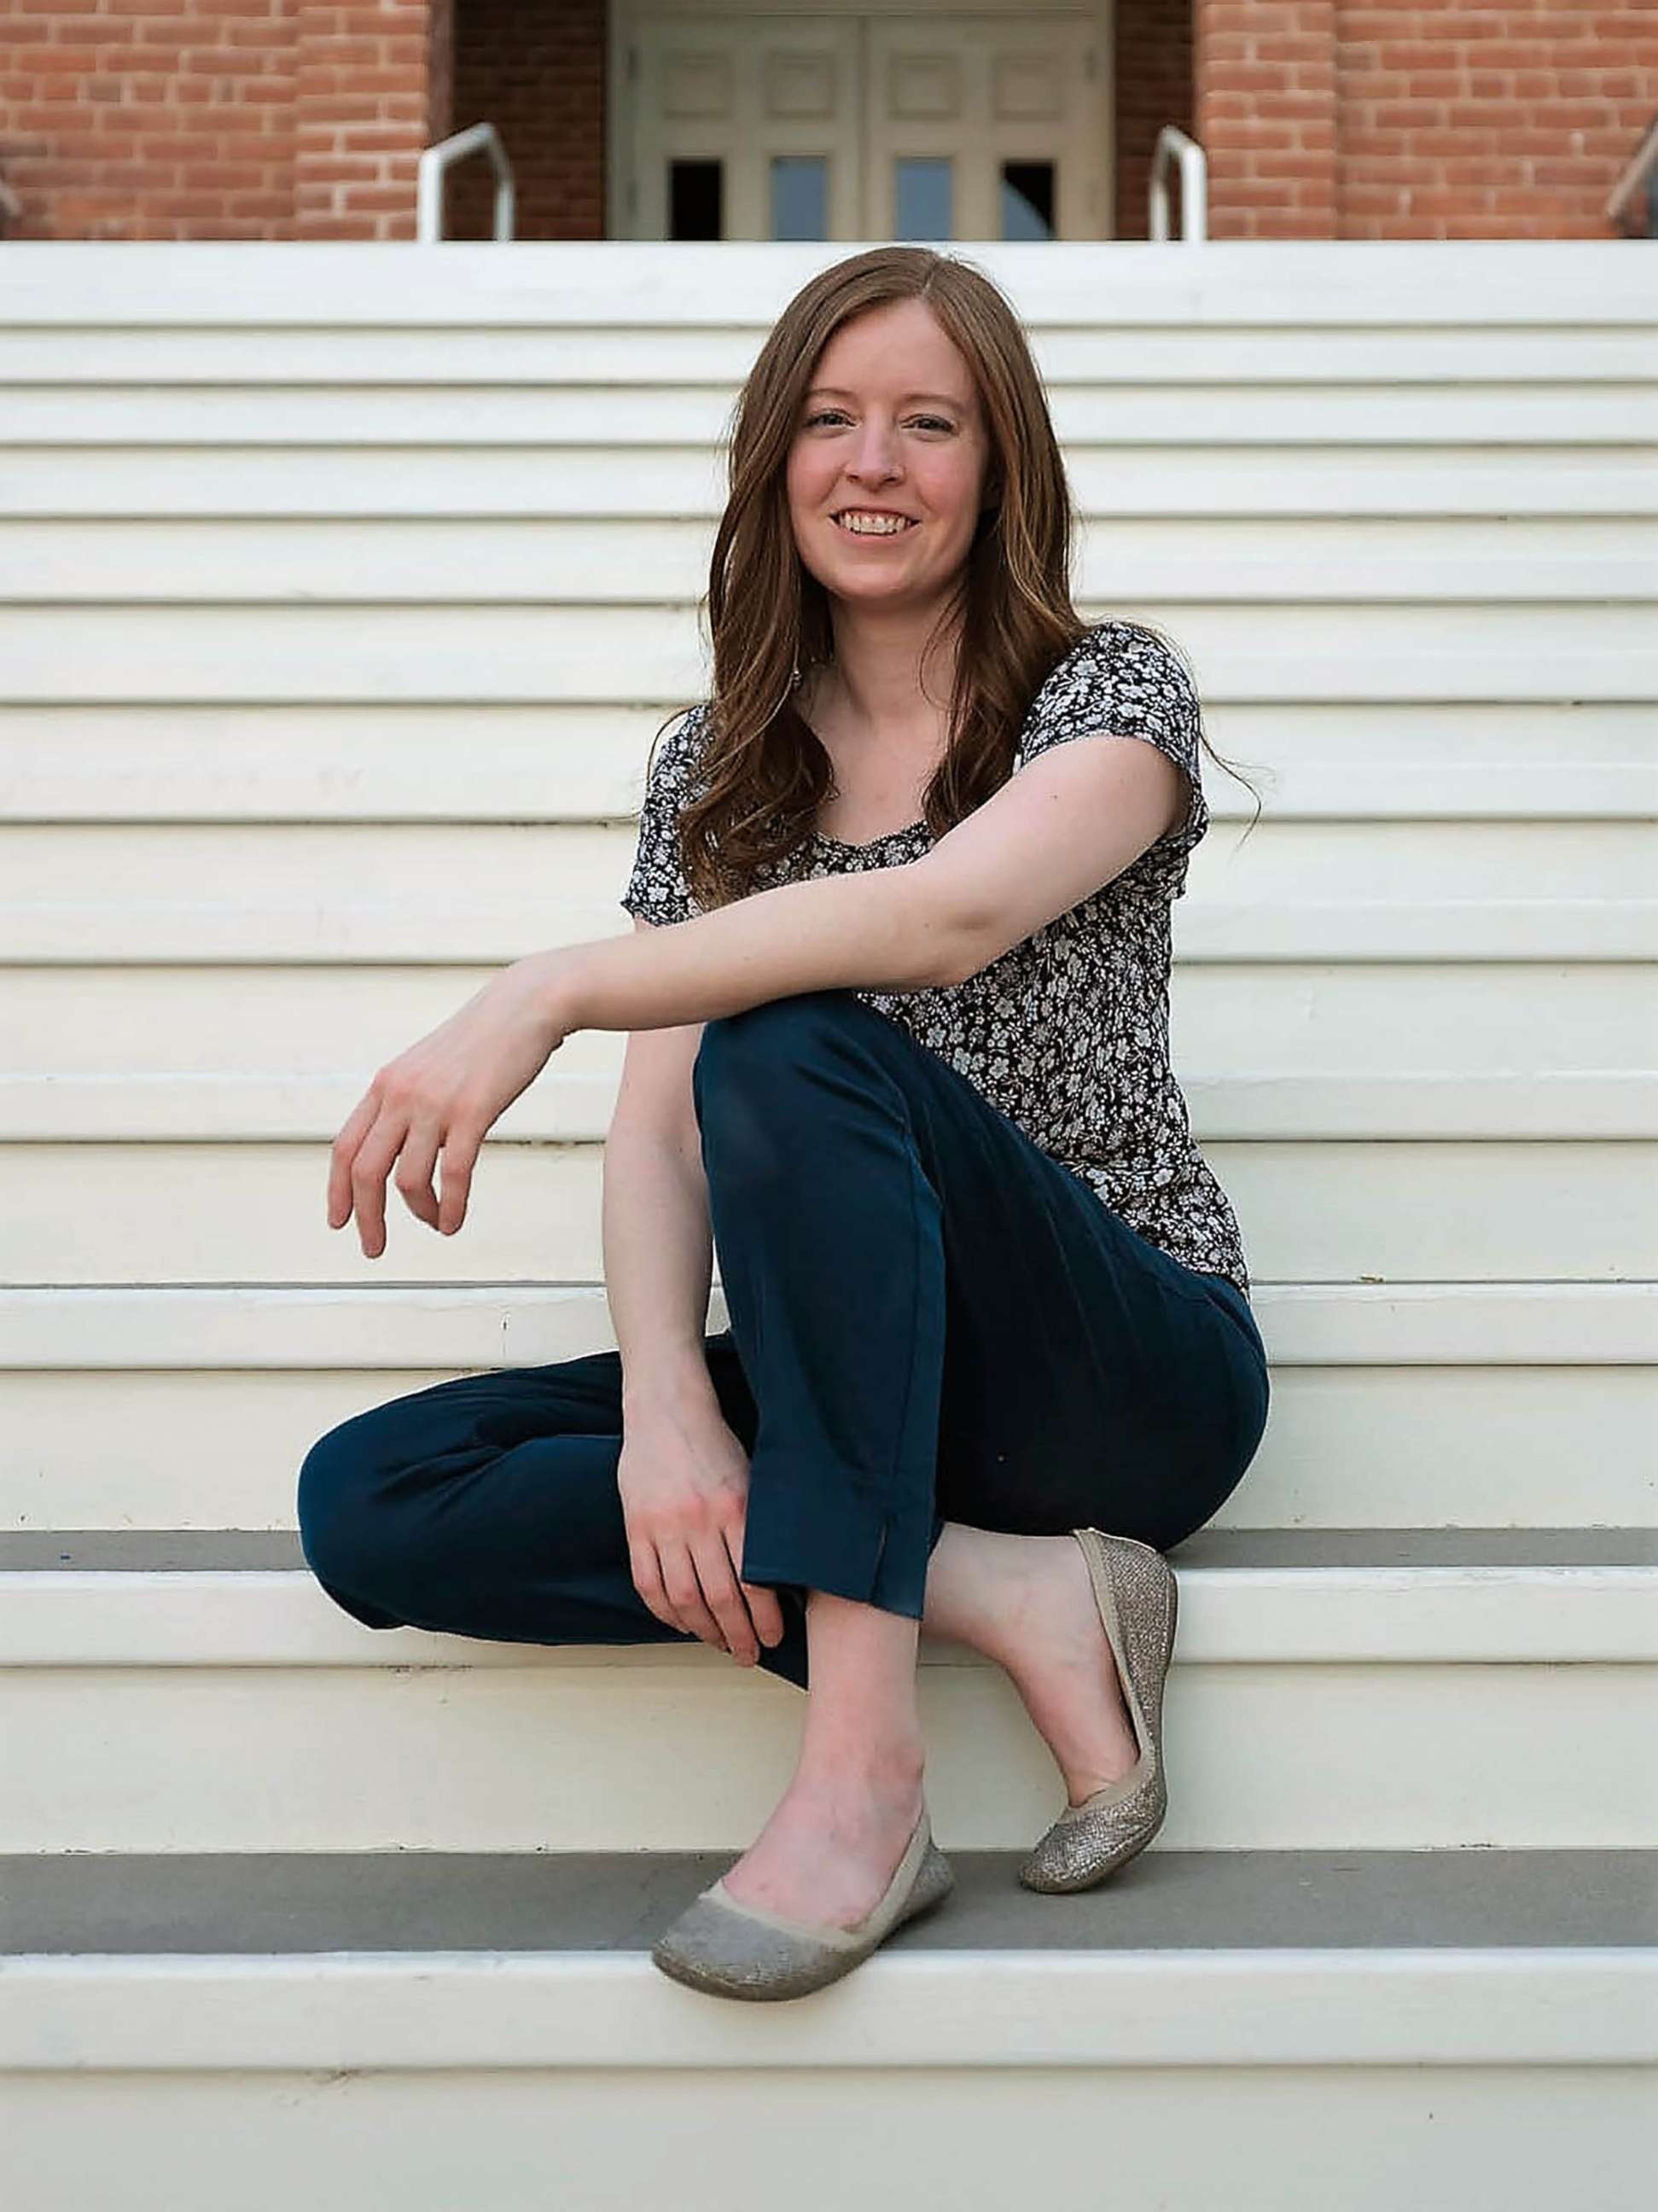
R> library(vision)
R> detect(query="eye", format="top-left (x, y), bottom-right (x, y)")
top-left (801, 410), bottom-right (957, 432)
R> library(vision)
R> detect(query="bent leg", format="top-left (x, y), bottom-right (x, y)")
top-left (692, 990), bottom-right (1270, 1636)
top-left (294, 1336), bottom-right (814, 1690)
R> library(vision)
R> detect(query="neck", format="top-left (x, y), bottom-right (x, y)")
top-left (812, 595), bottom-right (963, 735)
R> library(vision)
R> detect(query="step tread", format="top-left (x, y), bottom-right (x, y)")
top-left (4, 1526), bottom-right (1655, 1574)
top-left (3, 1849), bottom-right (1655, 1959)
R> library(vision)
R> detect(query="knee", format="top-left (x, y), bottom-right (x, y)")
top-left (694, 991), bottom-right (864, 1136)
top-left (295, 1408), bottom-right (406, 1602)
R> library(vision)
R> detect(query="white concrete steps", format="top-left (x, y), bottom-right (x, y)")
top-left (3, 702), bottom-right (1653, 821)
top-left (6, 600), bottom-right (1655, 702)
top-left (4, 444), bottom-right (1649, 518)
top-left (6, 1146), bottom-right (1655, 1280)
top-left (3, 1284), bottom-right (1654, 1534)
top-left (2, 237), bottom-right (1653, 2188)
top-left (3, 1528), bottom-right (1653, 1855)
top-left (2, 1849), bottom-right (1653, 2212)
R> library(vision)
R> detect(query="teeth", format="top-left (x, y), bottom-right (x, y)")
top-left (835, 512), bottom-right (913, 535)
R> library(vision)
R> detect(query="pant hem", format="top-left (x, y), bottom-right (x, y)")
top-left (741, 1461), bottom-right (930, 1621)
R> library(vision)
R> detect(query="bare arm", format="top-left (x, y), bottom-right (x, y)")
top-left (601, 951), bottom-right (785, 1662)
top-left (536, 730), bottom-right (1180, 1043)
top-left (544, 859), bottom-right (969, 1039)
top-left (602, 1114), bottom-right (717, 1423)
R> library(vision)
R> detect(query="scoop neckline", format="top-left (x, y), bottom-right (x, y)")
top-left (809, 820), bottom-right (928, 854)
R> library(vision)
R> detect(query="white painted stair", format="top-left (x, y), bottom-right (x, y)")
top-left (2, 240), bottom-right (1655, 2209)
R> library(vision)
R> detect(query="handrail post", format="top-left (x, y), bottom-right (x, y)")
top-left (416, 122), bottom-right (516, 243)
top-left (1149, 125), bottom-right (1207, 243)
top-left (1605, 111), bottom-right (1658, 237)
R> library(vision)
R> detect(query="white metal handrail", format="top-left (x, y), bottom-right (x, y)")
top-left (417, 122), bottom-right (515, 244)
top-left (1149, 125), bottom-right (1207, 243)
top-left (1605, 112), bottom-right (1658, 237)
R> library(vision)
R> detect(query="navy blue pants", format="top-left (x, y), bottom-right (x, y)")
top-left (298, 989), bottom-right (1269, 1692)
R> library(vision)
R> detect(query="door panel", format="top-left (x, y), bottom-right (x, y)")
top-left (629, 11), bottom-right (1102, 242)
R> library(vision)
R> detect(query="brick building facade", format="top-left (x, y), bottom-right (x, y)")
top-left (2, 2), bottom-right (1653, 244)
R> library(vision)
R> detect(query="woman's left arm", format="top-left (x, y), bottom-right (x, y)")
top-left (549, 859), bottom-right (970, 1034)
top-left (329, 728), bottom-right (1174, 1254)
top-left (555, 720), bottom-right (1179, 1038)
top-left (328, 861), bottom-right (967, 1257)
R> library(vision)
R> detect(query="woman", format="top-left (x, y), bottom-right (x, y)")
top-left (297, 245), bottom-right (1270, 2004)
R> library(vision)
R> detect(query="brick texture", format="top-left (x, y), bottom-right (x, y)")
top-left (447, 0), bottom-right (604, 241)
top-left (1114, 0), bottom-right (1196, 239)
top-left (1195, 0), bottom-right (1658, 238)
top-left (3, 3), bottom-right (1653, 243)
top-left (0, 0), bottom-right (454, 240)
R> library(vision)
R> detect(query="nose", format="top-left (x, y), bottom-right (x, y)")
top-left (845, 416), bottom-right (902, 485)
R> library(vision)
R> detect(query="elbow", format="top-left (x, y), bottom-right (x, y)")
top-left (900, 861), bottom-right (999, 989)
top-left (922, 899), bottom-right (998, 989)
top-left (928, 917), bottom-right (998, 989)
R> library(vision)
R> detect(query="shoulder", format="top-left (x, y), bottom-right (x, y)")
top-left (1031, 620), bottom-right (1194, 707)
top-left (645, 698), bottom-right (714, 789)
top-left (1021, 621), bottom-right (1201, 751)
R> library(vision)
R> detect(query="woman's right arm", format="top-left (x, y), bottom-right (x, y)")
top-left (602, 968), bottom-right (785, 1664)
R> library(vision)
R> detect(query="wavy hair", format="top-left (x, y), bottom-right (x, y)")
top-left (649, 245), bottom-right (1261, 913)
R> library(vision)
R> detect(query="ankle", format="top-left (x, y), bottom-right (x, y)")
top-left (791, 1743), bottom-right (926, 1813)
top-left (922, 1525), bottom-right (1062, 1673)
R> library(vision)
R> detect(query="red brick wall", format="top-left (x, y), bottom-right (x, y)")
top-left (448, 0), bottom-right (605, 241)
top-left (5, 3), bottom-right (1655, 243)
top-left (0, 0), bottom-right (453, 241)
top-left (1114, 0), bottom-right (1196, 240)
top-left (1195, 1), bottom-right (1658, 238)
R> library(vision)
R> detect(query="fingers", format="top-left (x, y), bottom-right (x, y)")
top-left (342, 1113), bottom-right (410, 1260)
top-left (393, 1116), bottom-right (444, 1232)
top-left (626, 1528), bottom-right (784, 1668)
top-left (699, 1526), bottom-right (762, 1665)
top-left (741, 1575), bottom-right (788, 1652)
top-left (627, 1534), bottom-right (718, 1646)
top-left (326, 1088), bottom-right (382, 1233)
top-left (656, 1538), bottom-right (730, 1653)
top-left (329, 1086), bottom-right (479, 1254)
top-left (435, 1121), bottom-right (481, 1236)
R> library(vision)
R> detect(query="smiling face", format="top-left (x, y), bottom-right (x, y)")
top-left (785, 296), bottom-right (993, 619)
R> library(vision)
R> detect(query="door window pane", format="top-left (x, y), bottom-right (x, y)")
top-left (893, 157), bottom-right (952, 239)
top-left (669, 159), bottom-right (723, 240)
top-left (1001, 160), bottom-right (1056, 241)
top-left (771, 155), bottom-right (829, 240)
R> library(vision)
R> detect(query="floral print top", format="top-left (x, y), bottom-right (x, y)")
top-left (621, 619), bottom-right (1252, 1299)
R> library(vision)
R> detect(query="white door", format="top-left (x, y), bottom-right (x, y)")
top-left (864, 16), bottom-right (1101, 242)
top-left (625, 10), bottom-right (1105, 241)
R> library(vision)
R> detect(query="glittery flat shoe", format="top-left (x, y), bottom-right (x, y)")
top-left (650, 1806), bottom-right (954, 2001)
top-left (1018, 1528), bottom-right (1178, 1894)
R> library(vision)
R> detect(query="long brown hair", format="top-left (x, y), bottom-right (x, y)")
top-left (649, 245), bottom-right (1260, 913)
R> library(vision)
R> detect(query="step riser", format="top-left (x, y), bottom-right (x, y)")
top-left (8, 963), bottom-right (1649, 1086)
top-left (7, 1138), bottom-right (1658, 1283)
top-left (1, 2063), bottom-right (1650, 2212)
top-left (7, 1662), bottom-right (1653, 1852)
top-left (7, 1368), bottom-right (1656, 1534)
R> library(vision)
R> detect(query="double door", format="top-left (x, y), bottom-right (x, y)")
top-left (625, 11), bottom-right (1106, 241)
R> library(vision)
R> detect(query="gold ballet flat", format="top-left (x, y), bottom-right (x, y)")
top-left (1018, 1527), bottom-right (1178, 1893)
top-left (651, 1806), bottom-right (955, 2000)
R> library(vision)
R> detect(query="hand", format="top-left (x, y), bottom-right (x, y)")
top-left (617, 1394), bottom-right (788, 1665)
top-left (328, 952), bottom-right (573, 1259)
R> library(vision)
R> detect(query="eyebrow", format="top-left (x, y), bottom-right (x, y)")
top-left (805, 386), bottom-right (969, 410)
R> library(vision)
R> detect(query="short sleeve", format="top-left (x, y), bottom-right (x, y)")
top-left (620, 701), bottom-right (710, 927)
top-left (1017, 621), bottom-right (1209, 875)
